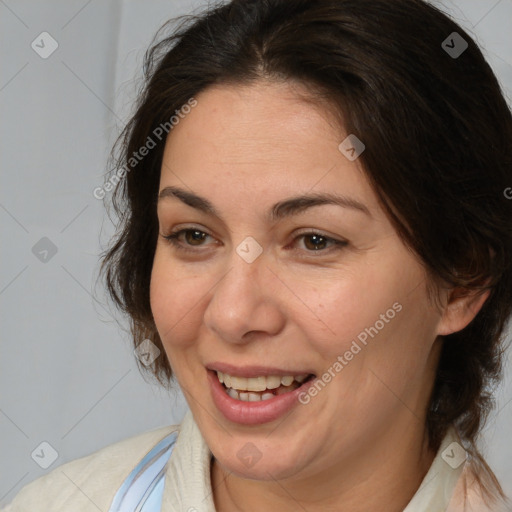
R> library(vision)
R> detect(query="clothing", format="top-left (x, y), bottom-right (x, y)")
top-left (2, 410), bottom-right (510, 511)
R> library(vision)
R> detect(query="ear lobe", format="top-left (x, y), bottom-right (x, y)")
top-left (436, 285), bottom-right (491, 336)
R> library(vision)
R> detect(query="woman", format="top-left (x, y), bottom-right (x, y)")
top-left (3, 0), bottom-right (511, 510)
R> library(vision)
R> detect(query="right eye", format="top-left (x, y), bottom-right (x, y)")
top-left (161, 228), bottom-right (214, 253)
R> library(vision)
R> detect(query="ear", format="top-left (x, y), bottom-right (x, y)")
top-left (436, 284), bottom-right (491, 336)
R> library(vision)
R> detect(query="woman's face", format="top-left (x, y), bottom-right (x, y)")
top-left (150, 80), bottom-right (444, 481)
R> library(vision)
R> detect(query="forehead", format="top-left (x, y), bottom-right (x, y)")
top-left (164, 80), bottom-right (341, 162)
top-left (159, 81), bottom-right (380, 218)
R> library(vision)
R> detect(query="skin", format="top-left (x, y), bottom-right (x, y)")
top-left (150, 80), bottom-right (489, 512)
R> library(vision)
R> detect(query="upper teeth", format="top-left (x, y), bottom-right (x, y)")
top-left (216, 371), bottom-right (309, 391)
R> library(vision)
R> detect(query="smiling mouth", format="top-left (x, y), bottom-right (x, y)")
top-left (216, 371), bottom-right (316, 402)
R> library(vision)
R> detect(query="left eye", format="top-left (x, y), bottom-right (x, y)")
top-left (161, 229), bottom-right (347, 255)
top-left (294, 232), bottom-right (347, 252)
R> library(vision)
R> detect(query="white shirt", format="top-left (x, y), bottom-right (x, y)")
top-left (2, 410), bottom-right (510, 511)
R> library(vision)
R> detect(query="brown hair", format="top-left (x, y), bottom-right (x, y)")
top-left (99, 0), bottom-right (512, 501)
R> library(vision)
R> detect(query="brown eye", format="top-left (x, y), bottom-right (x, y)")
top-left (161, 228), bottom-right (213, 253)
top-left (292, 231), bottom-right (348, 256)
top-left (302, 234), bottom-right (328, 251)
top-left (183, 230), bottom-right (208, 246)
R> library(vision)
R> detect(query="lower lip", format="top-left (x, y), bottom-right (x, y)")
top-left (207, 370), bottom-right (316, 425)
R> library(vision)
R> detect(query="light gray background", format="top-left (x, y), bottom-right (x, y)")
top-left (1, 0), bottom-right (511, 506)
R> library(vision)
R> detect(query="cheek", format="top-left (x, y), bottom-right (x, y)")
top-left (149, 251), bottom-right (206, 350)
top-left (297, 259), bottom-right (412, 359)
top-left (315, 277), bottom-right (439, 423)
top-left (301, 250), bottom-right (436, 389)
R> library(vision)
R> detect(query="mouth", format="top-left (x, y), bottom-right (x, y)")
top-left (206, 366), bottom-right (318, 425)
top-left (215, 370), bottom-right (316, 402)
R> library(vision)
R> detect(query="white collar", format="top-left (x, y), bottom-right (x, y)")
top-left (403, 425), bottom-right (465, 511)
top-left (162, 410), bottom-right (217, 512)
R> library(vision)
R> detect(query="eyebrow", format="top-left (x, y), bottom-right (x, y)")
top-left (157, 185), bottom-right (372, 221)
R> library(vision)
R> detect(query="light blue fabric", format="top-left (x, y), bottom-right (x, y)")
top-left (108, 431), bottom-right (178, 512)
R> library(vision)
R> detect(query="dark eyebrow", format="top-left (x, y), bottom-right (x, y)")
top-left (157, 185), bottom-right (372, 221)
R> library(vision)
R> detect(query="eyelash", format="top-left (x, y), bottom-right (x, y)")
top-left (161, 227), bottom-right (348, 256)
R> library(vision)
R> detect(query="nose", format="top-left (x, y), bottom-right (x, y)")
top-left (203, 251), bottom-right (286, 345)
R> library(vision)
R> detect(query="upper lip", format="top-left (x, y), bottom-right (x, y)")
top-left (206, 362), bottom-right (316, 378)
